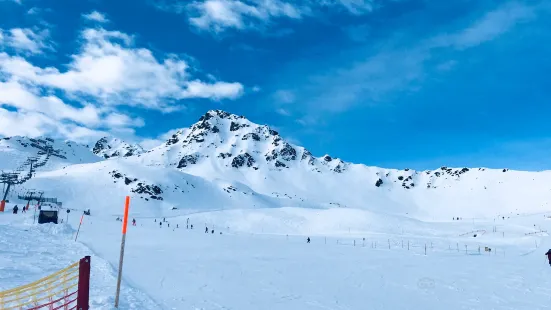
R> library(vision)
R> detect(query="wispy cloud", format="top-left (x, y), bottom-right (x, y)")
top-left (82, 11), bottom-right (110, 23)
top-left (187, 0), bottom-right (302, 33)
top-left (281, 1), bottom-right (546, 114)
top-left (153, 0), bottom-right (378, 34)
top-left (0, 28), bottom-right (53, 54)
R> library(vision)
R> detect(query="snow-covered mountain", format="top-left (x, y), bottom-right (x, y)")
top-left (92, 137), bottom-right (145, 159)
top-left (0, 136), bottom-right (101, 172)
top-left (2, 110), bottom-right (550, 221)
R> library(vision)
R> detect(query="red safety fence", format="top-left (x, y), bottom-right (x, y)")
top-left (0, 256), bottom-right (90, 310)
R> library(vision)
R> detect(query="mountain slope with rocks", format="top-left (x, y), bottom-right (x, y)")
top-left (92, 137), bottom-right (145, 159)
top-left (1, 110), bottom-right (550, 221)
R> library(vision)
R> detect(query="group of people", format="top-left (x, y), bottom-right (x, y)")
top-left (12, 205), bottom-right (29, 214)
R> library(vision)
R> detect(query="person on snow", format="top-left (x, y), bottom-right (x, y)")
top-left (205, 227), bottom-right (208, 233)
top-left (12, 205), bottom-right (18, 214)
top-left (159, 222), bottom-right (162, 228)
top-left (307, 237), bottom-right (311, 243)
top-left (545, 249), bottom-right (551, 266)
top-left (191, 224), bottom-right (193, 229)
top-left (132, 218), bottom-right (136, 226)
top-left (211, 230), bottom-right (214, 234)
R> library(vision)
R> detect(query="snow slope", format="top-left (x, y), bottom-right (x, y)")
top-left (0, 136), bottom-right (100, 172)
top-left (0, 210), bottom-right (160, 309)
top-left (2, 202), bottom-right (551, 309)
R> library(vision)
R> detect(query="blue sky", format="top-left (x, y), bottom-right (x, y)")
top-left (0, 0), bottom-right (550, 170)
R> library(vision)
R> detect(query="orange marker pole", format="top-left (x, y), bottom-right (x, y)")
top-left (114, 196), bottom-right (130, 308)
top-left (74, 214), bottom-right (85, 241)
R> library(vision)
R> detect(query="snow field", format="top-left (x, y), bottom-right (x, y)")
top-left (67, 207), bottom-right (551, 310)
top-left (0, 211), bottom-right (160, 310)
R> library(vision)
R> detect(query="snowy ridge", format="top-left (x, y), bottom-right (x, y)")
top-left (92, 137), bottom-right (145, 159)
top-left (0, 136), bottom-right (100, 172)
top-left (1, 110), bottom-right (551, 220)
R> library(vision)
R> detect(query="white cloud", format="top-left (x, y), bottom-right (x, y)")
top-left (274, 89), bottom-right (295, 103)
top-left (0, 28), bottom-right (244, 110)
top-left (0, 25), bottom-right (244, 142)
top-left (155, 0), bottom-right (376, 33)
top-left (82, 11), bottom-right (109, 23)
top-left (0, 28), bottom-right (52, 54)
top-left (188, 0), bottom-right (302, 32)
top-left (432, 1), bottom-right (537, 50)
top-left (276, 108), bottom-right (291, 116)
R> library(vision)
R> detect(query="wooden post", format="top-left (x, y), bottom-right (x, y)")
top-left (76, 256), bottom-right (91, 310)
top-left (114, 196), bottom-right (130, 308)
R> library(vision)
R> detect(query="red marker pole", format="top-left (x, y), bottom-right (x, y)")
top-left (114, 196), bottom-right (130, 308)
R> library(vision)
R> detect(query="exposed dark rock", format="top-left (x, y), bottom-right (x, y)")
top-left (375, 178), bottom-right (383, 187)
top-left (218, 152), bottom-right (232, 159)
top-left (211, 126), bottom-right (220, 133)
top-left (275, 161), bottom-right (286, 168)
top-left (242, 133), bottom-right (261, 141)
top-left (232, 153), bottom-right (255, 168)
top-left (230, 122), bottom-right (249, 132)
top-left (398, 176), bottom-right (404, 181)
top-left (269, 129), bottom-right (279, 136)
top-left (279, 143), bottom-right (297, 161)
top-left (324, 155), bottom-right (332, 162)
top-left (177, 154), bottom-right (199, 168)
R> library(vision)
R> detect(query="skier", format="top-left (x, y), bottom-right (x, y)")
top-left (159, 222), bottom-right (162, 228)
top-left (176, 224), bottom-right (179, 228)
top-left (211, 230), bottom-right (214, 234)
top-left (545, 249), bottom-right (551, 266)
top-left (12, 205), bottom-right (18, 214)
top-left (168, 223), bottom-right (170, 228)
top-left (132, 218), bottom-right (136, 226)
top-left (205, 227), bottom-right (208, 233)
top-left (191, 224), bottom-right (193, 229)
top-left (163, 218), bottom-right (166, 222)
top-left (307, 237), bottom-right (311, 244)
top-left (22, 205), bottom-right (26, 213)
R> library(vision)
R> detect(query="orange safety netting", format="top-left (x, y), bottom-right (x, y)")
top-left (0, 261), bottom-right (80, 310)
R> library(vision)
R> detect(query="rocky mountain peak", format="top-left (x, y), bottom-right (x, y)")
top-left (92, 137), bottom-right (145, 159)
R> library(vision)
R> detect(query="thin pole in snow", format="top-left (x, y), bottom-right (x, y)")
top-left (74, 214), bottom-right (84, 242)
top-left (114, 196), bottom-right (130, 308)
